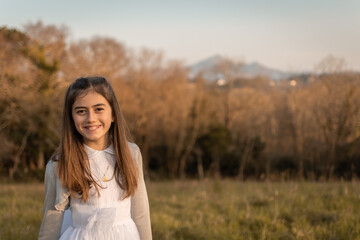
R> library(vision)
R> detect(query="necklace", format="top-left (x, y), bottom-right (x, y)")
top-left (100, 165), bottom-right (110, 182)
top-left (93, 160), bottom-right (112, 182)
top-left (90, 151), bottom-right (115, 182)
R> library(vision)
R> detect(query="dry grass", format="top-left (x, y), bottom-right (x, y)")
top-left (1, 180), bottom-right (360, 239)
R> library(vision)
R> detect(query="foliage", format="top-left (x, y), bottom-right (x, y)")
top-left (0, 25), bottom-right (63, 179)
top-left (1, 22), bottom-right (360, 180)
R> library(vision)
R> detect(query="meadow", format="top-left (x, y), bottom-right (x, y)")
top-left (0, 180), bottom-right (359, 240)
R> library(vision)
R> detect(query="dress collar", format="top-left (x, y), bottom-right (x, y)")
top-left (84, 143), bottom-right (115, 159)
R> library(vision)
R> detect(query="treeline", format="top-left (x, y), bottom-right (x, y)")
top-left (1, 21), bottom-right (360, 181)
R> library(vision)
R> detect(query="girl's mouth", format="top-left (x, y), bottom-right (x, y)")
top-left (84, 125), bottom-right (101, 131)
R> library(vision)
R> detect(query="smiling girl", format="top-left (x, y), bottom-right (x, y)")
top-left (38, 77), bottom-right (152, 240)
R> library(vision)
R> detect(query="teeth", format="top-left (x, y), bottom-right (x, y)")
top-left (86, 126), bottom-right (99, 130)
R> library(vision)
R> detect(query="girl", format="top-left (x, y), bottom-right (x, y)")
top-left (39, 77), bottom-right (152, 240)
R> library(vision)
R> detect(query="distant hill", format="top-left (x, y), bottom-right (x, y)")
top-left (188, 55), bottom-right (294, 82)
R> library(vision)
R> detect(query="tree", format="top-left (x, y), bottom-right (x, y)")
top-left (0, 25), bottom-right (63, 178)
top-left (197, 124), bottom-right (231, 178)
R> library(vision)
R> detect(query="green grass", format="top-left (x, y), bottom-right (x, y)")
top-left (1, 180), bottom-right (360, 239)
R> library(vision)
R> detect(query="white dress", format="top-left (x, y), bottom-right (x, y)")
top-left (59, 144), bottom-right (141, 240)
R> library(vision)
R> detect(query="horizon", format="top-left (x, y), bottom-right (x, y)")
top-left (1, 0), bottom-right (359, 72)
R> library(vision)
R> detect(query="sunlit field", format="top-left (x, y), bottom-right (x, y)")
top-left (1, 180), bottom-right (360, 240)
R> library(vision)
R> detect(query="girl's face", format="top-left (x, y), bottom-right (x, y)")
top-left (72, 90), bottom-right (114, 150)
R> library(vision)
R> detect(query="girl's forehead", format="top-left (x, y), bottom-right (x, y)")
top-left (73, 90), bottom-right (110, 107)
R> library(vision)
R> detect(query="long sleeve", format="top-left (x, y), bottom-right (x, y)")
top-left (38, 161), bottom-right (66, 240)
top-left (131, 146), bottom-right (152, 240)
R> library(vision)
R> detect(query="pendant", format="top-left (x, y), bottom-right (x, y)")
top-left (103, 176), bottom-right (108, 182)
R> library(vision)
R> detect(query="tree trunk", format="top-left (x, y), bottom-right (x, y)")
top-left (9, 130), bottom-right (30, 179)
top-left (238, 139), bottom-right (254, 181)
top-left (194, 147), bottom-right (204, 180)
top-left (178, 122), bottom-right (200, 179)
top-left (37, 146), bottom-right (45, 169)
top-left (326, 142), bottom-right (336, 181)
top-left (212, 151), bottom-right (221, 179)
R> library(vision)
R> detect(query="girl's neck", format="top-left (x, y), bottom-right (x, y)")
top-left (84, 136), bottom-right (111, 151)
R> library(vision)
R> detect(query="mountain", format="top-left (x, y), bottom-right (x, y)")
top-left (188, 55), bottom-right (293, 82)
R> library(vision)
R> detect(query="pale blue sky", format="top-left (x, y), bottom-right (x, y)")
top-left (1, 0), bottom-right (359, 71)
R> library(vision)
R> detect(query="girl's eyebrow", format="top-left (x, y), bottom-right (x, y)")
top-left (73, 103), bottom-right (106, 110)
top-left (92, 103), bottom-right (106, 108)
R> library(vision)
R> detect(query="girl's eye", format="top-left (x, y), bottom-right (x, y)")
top-left (95, 108), bottom-right (104, 112)
top-left (76, 110), bottom-right (86, 114)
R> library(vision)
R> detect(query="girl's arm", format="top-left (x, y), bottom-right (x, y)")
top-left (131, 146), bottom-right (152, 240)
top-left (38, 161), bottom-right (65, 240)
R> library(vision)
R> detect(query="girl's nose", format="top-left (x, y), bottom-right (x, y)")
top-left (87, 111), bottom-right (96, 122)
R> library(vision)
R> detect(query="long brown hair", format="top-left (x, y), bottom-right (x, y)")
top-left (57, 77), bottom-right (138, 201)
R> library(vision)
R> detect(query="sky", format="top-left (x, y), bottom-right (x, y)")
top-left (1, 0), bottom-right (359, 72)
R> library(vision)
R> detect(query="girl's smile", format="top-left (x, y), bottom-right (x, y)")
top-left (72, 90), bottom-right (114, 150)
top-left (84, 125), bottom-right (102, 131)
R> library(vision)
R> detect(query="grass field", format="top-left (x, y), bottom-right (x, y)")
top-left (1, 180), bottom-right (360, 240)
